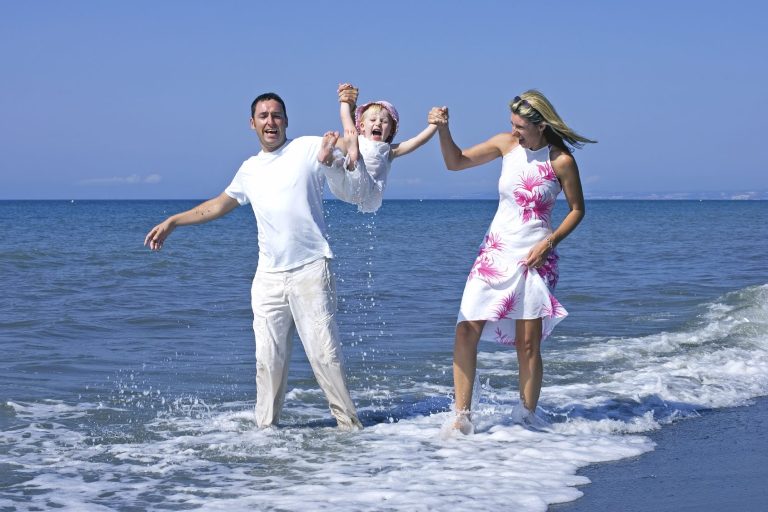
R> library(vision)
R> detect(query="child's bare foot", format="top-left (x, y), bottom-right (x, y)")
top-left (318, 131), bottom-right (339, 166)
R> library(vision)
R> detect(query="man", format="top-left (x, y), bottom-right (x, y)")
top-left (144, 91), bottom-right (366, 430)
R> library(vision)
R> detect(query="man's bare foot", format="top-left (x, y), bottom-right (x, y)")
top-left (318, 131), bottom-right (339, 166)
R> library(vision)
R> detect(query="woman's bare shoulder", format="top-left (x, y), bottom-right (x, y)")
top-left (491, 132), bottom-right (518, 153)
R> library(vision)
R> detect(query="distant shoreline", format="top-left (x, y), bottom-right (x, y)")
top-left (1, 197), bottom-right (767, 202)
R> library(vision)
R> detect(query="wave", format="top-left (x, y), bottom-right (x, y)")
top-left (470, 284), bottom-right (768, 434)
top-left (1, 284), bottom-right (766, 511)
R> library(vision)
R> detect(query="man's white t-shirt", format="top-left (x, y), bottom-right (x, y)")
top-left (225, 136), bottom-right (363, 272)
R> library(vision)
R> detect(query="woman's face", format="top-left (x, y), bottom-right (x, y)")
top-left (511, 113), bottom-right (546, 150)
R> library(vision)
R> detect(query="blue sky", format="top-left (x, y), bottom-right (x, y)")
top-left (2, 1), bottom-right (766, 200)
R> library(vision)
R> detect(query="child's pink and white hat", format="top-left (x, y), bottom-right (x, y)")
top-left (355, 100), bottom-right (399, 143)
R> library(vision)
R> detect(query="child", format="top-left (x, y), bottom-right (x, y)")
top-left (318, 83), bottom-right (438, 213)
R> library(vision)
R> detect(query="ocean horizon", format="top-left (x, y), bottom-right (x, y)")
top-left (2, 193), bottom-right (767, 201)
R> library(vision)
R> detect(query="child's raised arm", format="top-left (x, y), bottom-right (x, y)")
top-left (390, 108), bottom-right (440, 159)
top-left (338, 83), bottom-right (360, 170)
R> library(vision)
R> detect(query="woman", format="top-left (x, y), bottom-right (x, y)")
top-left (429, 91), bottom-right (595, 434)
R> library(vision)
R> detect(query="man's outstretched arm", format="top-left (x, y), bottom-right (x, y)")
top-left (144, 192), bottom-right (239, 251)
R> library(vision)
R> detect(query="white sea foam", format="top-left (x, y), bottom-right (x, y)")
top-left (541, 284), bottom-right (768, 420)
top-left (0, 398), bottom-right (652, 511)
top-left (1, 284), bottom-right (766, 511)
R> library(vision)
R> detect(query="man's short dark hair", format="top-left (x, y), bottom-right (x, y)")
top-left (251, 92), bottom-right (287, 119)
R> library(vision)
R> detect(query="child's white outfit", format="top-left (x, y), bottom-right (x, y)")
top-left (355, 136), bottom-right (393, 213)
top-left (329, 135), bottom-right (392, 213)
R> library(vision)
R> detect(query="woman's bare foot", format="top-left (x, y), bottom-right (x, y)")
top-left (453, 410), bottom-right (474, 435)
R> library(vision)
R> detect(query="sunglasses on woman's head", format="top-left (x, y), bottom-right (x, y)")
top-left (511, 96), bottom-right (532, 112)
top-left (511, 96), bottom-right (544, 124)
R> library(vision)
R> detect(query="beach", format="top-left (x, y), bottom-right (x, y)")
top-left (551, 397), bottom-right (768, 511)
top-left (1, 199), bottom-right (767, 510)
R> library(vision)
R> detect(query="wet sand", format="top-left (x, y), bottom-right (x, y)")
top-left (550, 397), bottom-right (768, 512)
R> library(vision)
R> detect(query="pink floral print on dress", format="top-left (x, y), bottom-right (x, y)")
top-left (478, 232), bottom-right (504, 256)
top-left (469, 232), bottom-right (506, 282)
top-left (517, 251), bottom-right (558, 289)
top-left (541, 293), bottom-right (567, 318)
top-left (494, 327), bottom-right (515, 345)
top-left (536, 251), bottom-right (560, 289)
top-left (531, 194), bottom-right (555, 224)
top-left (518, 173), bottom-right (544, 192)
top-left (457, 145), bottom-right (567, 347)
top-left (493, 292), bottom-right (518, 320)
top-left (537, 161), bottom-right (557, 182)
top-left (469, 256), bottom-right (505, 282)
top-left (513, 174), bottom-right (556, 224)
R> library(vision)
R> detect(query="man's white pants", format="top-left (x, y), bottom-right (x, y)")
top-left (251, 257), bottom-right (361, 429)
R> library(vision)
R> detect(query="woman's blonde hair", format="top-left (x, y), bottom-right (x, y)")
top-left (510, 90), bottom-right (596, 151)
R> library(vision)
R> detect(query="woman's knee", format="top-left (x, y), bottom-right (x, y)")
top-left (515, 319), bottom-right (542, 356)
top-left (455, 321), bottom-right (483, 347)
top-left (515, 333), bottom-right (541, 358)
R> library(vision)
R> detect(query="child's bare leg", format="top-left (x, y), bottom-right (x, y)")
top-left (344, 128), bottom-right (359, 171)
top-left (318, 131), bottom-right (340, 166)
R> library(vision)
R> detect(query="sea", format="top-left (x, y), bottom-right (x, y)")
top-left (1, 199), bottom-right (767, 511)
